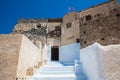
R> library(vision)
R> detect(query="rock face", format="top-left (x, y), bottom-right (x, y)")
top-left (80, 43), bottom-right (120, 80)
top-left (0, 34), bottom-right (41, 80)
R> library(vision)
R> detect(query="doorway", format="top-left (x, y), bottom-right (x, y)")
top-left (51, 46), bottom-right (59, 61)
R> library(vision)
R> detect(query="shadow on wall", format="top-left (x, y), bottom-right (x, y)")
top-left (59, 43), bottom-right (80, 66)
top-left (80, 43), bottom-right (105, 80)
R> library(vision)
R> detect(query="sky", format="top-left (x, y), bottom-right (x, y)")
top-left (0, 0), bottom-right (120, 34)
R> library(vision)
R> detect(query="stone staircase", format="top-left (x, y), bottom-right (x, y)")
top-left (29, 61), bottom-right (87, 80)
top-left (30, 65), bottom-right (76, 80)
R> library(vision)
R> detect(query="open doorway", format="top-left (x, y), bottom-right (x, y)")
top-left (51, 46), bottom-right (59, 61)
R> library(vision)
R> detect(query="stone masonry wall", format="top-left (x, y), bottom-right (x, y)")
top-left (79, 8), bottom-right (120, 48)
top-left (61, 0), bottom-right (120, 47)
top-left (79, 0), bottom-right (119, 18)
top-left (61, 12), bottom-right (80, 46)
top-left (12, 18), bottom-right (62, 47)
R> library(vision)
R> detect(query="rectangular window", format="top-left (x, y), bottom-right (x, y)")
top-left (66, 23), bottom-right (72, 28)
top-left (116, 14), bottom-right (120, 17)
top-left (86, 15), bottom-right (92, 21)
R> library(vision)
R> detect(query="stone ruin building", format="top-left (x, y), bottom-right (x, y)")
top-left (12, 0), bottom-right (120, 49)
top-left (12, 18), bottom-right (62, 48)
top-left (0, 0), bottom-right (120, 80)
top-left (61, 0), bottom-right (120, 48)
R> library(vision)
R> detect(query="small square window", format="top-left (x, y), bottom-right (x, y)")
top-left (36, 24), bottom-right (41, 28)
top-left (66, 23), bottom-right (72, 28)
top-left (97, 14), bottom-right (100, 16)
top-left (86, 15), bottom-right (92, 21)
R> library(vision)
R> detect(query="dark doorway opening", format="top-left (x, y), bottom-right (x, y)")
top-left (51, 46), bottom-right (59, 61)
top-left (76, 38), bottom-right (80, 43)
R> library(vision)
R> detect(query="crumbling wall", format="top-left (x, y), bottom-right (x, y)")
top-left (79, 8), bottom-right (120, 48)
top-left (60, 0), bottom-right (120, 47)
top-left (79, 0), bottom-right (119, 18)
top-left (12, 18), bottom-right (62, 47)
top-left (47, 25), bottom-right (61, 46)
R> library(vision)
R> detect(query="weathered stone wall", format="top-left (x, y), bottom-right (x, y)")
top-left (0, 34), bottom-right (42, 80)
top-left (13, 22), bottom-right (61, 32)
top-left (79, 0), bottom-right (119, 18)
top-left (12, 1), bottom-right (120, 48)
top-left (61, 0), bottom-right (120, 47)
top-left (17, 18), bottom-right (62, 23)
top-left (0, 34), bottom-right (22, 80)
top-left (12, 18), bottom-right (62, 47)
top-left (61, 12), bottom-right (80, 46)
top-left (79, 9), bottom-right (120, 48)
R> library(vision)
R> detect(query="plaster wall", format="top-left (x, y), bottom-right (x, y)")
top-left (0, 34), bottom-right (22, 80)
top-left (48, 37), bottom-right (61, 46)
top-left (80, 43), bottom-right (120, 80)
top-left (59, 43), bottom-right (80, 65)
top-left (80, 43), bottom-right (104, 80)
top-left (17, 35), bottom-right (41, 77)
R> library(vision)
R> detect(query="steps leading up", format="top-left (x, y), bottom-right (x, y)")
top-left (39, 66), bottom-right (75, 73)
top-left (32, 73), bottom-right (76, 80)
top-left (30, 62), bottom-right (76, 80)
top-left (30, 61), bottom-right (87, 80)
top-left (32, 66), bottom-right (76, 80)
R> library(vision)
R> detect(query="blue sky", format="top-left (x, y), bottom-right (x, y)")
top-left (0, 0), bottom-right (120, 34)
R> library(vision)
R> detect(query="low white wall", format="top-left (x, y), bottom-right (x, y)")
top-left (17, 35), bottom-right (41, 77)
top-left (59, 43), bottom-right (80, 65)
top-left (46, 45), bottom-right (51, 61)
top-left (80, 43), bottom-right (105, 80)
top-left (80, 43), bottom-right (120, 80)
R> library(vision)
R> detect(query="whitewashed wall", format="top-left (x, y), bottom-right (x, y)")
top-left (46, 45), bottom-right (51, 62)
top-left (80, 43), bottom-right (105, 80)
top-left (17, 35), bottom-right (41, 77)
top-left (46, 43), bottom-right (80, 65)
top-left (59, 43), bottom-right (80, 65)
